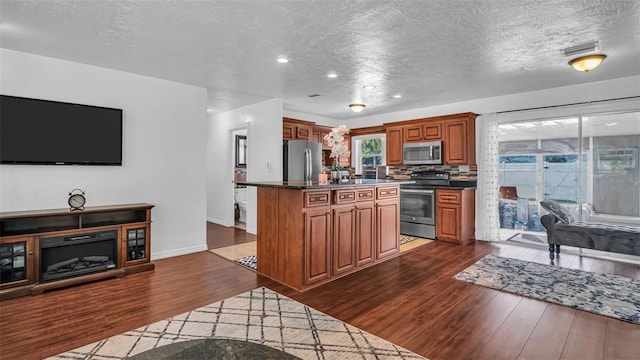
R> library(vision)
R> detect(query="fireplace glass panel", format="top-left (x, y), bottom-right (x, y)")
top-left (0, 242), bottom-right (27, 284)
top-left (39, 230), bottom-right (117, 282)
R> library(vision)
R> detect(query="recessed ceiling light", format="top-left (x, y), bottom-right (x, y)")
top-left (393, 94), bottom-right (402, 98)
top-left (327, 73), bottom-right (338, 78)
top-left (276, 57), bottom-right (289, 64)
top-left (363, 85), bottom-right (376, 90)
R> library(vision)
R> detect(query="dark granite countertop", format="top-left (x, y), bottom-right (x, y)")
top-left (436, 181), bottom-right (477, 190)
top-left (238, 179), bottom-right (414, 189)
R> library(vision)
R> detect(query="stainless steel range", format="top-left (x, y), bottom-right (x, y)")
top-left (400, 171), bottom-right (450, 239)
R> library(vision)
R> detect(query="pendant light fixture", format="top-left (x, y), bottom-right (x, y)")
top-left (568, 54), bottom-right (607, 72)
top-left (349, 103), bottom-right (366, 113)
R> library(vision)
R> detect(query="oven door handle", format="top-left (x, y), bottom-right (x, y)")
top-left (400, 189), bottom-right (434, 194)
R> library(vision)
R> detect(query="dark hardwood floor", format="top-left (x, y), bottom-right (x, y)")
top-left (1, 223), bottom-right (639, 360)
top-left (206, 220), bottom-right (255, 249)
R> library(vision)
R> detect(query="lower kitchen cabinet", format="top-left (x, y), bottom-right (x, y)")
top-left (256, 184), bottom-right (400, 291)
top-left (354, 202), bottom-right (375, 267)
top-left (375, 185), bottom-right (400, 260)
top-left (332, 205), bottom-right (356, 276)
top-left (304, 208), bottom-right (332, 285)
top-left (436, 188), bottom-right (476, 244)
top-left (376, 201), bottom-right (400, 259)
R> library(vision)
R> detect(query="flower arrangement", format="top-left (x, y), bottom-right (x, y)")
top-left (323, 125), bottom-right (350, 171)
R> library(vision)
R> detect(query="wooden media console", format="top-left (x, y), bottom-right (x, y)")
top-left (0, 203), bottom-right (154, 299)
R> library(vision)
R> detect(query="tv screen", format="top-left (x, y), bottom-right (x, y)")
top-left (0, 95), bottom-right (123, 165)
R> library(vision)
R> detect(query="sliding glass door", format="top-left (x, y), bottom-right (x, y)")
top-left (497, 110), bottom-right (640, 241)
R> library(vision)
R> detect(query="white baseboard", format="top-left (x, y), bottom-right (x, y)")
top-left (207, 216), bottom-right (233, 227)
top-left (151, 244), bottom-right (208, 260)
top-left (246, 226), bottom-right (257, 235)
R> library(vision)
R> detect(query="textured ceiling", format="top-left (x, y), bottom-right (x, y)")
top-left (1, 0), bottom-right (639, 119)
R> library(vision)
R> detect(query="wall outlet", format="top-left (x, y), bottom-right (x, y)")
top-left (459, 165), bottom-right (470, 172)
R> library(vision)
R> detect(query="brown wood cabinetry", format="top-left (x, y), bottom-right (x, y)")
top-left (375, 185), bottom-right (400, 259)
top-left (385, 125), bottom-right (404, 165)
top-left (332, 203), bottom-right (355, 276)
top-left (256, 184), bottom-right (399, 291)
top-left (403, 120), bottom-right (443, 143)
top-left (312, 125), bottom-right (332, 150)
top-left (304, 208), bottom-right (332, 285)
top-left (353, 187), bottom-right (375, 268)
top-left (0, 203), bottom-right (154, 299)
top-left (383, 113), bottom-right (477, 166)
top-left (436, 189), bottom-right (475, 244)
top-left (283, 117), bottom-right (314, 140)
top-left (404, 124), bottom-right (423, 142)
top-left (423, 121), bottom-right (443, 140)
top-left (443, 114), bottom-right (476, 165)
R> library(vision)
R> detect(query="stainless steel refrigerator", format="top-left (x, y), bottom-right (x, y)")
top-left (283, 140), bottom-right (322, 182)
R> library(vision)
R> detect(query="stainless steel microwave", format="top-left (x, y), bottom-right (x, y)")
top-left (403, 141), bottom-right (442, 165)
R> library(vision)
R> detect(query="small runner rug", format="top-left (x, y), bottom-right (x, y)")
top-left (400, 234), bottom-right (429, 245)
top-left (453, 254), bottom-right (640, 324)
top-left (234, 254), bottom-right (257, 271)
top-left (48, 287), bottom-right (426, 359)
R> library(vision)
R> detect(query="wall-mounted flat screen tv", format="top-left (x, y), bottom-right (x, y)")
top-left (0, 95), bottom-right (123, 165)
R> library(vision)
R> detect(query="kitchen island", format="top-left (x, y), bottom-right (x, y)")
top-left (240, 179), bottom-right (411, 291)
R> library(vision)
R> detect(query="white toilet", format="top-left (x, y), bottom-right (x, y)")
top-left (234, 187), bottom-right (247, 223)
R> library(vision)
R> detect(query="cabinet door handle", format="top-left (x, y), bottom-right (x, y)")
top-left (28, 251), bottom-right (33, 255)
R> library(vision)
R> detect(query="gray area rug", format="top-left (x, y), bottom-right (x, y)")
top-left (453, 254), bottom-right (640, 324)
top-left (48, 287), bottom-right (426, 359)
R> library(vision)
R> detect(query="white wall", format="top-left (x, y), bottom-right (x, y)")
top-left (344, 75), bottom-right (640, 128)
top-left (0, 49), bottom-right (208, 259)
top-left (207, 99), bottom-right (283, 234)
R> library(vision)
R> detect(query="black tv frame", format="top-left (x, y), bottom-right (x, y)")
top-left (0, 95), bottom-right (123, 166)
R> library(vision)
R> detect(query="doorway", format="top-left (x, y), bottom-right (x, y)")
top-left (231, 128), bottom-right (248, 230)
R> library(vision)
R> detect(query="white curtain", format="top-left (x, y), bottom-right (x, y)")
top-left (475, 113), bottom-right (501, 241)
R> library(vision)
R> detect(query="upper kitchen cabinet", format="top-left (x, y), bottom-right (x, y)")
top-left (312, 125), bottom-right (332, 150)
top-left (403, 119), bottom-right (443, 142)
top-left (385, 125), bottom-right (404, 165)
top-left (443, 113), bottom-right (477, 165)
top-left (384, 113), bottom-right (477, 166)
top-left (283, 118), bottom-right (314, 140)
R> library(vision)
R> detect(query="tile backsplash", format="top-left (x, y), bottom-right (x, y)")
top-left (387, 164), bottom-right (477, 181)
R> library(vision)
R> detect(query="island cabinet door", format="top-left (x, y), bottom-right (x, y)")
top-left (304, 209), bottom-right (332, 285)
top-left (332, 205), bottom-right (356, 276)
top-left (375, 200), bottom-right (400, 260)
top-left (354, 203), bottom-right (375, 267)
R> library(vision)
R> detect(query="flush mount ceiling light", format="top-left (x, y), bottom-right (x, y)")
top-left (349, 103), bottom-right (366, 112)
top-left (276, 57), bottom-right (289, 63)
top-left (327, 73), bottom-right (338, 78)
top-left (363, 85), bottom-right (376, 90)
top-left (568, 54), bottom-right (607, 72)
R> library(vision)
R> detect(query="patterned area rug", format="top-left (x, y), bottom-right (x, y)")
top-left (453, 255), bottom-right (640, 324)
top-left (234, 254), bottom-right (257, 271)
top-left (400, 234), bottom-right (422, 245)
top-left (48, 287), bottom-right (427, 359)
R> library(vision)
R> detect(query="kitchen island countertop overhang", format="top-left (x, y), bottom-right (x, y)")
top-left (237, 178), bottom-right (414, 189)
